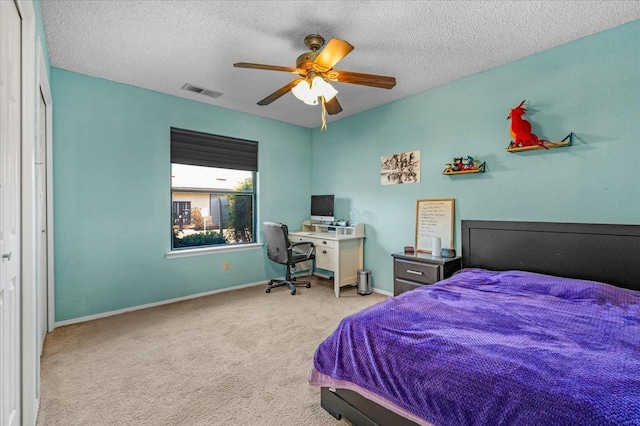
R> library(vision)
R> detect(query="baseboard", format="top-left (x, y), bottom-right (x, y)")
top-left (311, 271), bottom-right (332, 280)
top-left (54, 279), bottom-right (269, 328)
top-left (34, 397), bottom-right (40, 425)
top-left (53, 276), bottom-right (392, 329)
top-left (372, 288), bottom-right (393, 297)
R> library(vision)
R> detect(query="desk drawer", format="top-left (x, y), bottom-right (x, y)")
top-left (316, 246), bottom-right (335, 270)
top-left (394, 259), bottom-right (440, 284)
top-left (315, 238), bottom-right (335, 249)
top-left (290, 235), bottom-right (314, 244)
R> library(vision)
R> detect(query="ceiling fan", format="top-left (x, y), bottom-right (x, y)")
top-left (233, 34), bottom-right (397, 117)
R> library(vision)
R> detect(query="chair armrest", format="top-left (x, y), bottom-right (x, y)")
top-left (289, 241), bottom-right (315, 259)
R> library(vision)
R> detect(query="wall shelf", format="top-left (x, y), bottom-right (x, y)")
top-left (507, 132), bottom-right (573, 152)
top-left (442, 162), bottom-right (486, 175)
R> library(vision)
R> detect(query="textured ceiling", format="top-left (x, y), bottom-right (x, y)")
top-left (41, 1), bottom-right (640, 129)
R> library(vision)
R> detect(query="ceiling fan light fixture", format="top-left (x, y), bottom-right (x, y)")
top-left (311, 76), bottom-right (338, 102)
top-left (291, 79), bottom-right (310, 100)
top-left (292, 79), bottom-right (319, 105)
top-left (303, 95), bottom-right (319, 106)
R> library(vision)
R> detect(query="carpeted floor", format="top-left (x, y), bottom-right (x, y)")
top-left (37, 276), bottom-right (387, 425)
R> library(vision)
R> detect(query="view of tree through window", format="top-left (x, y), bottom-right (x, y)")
top-left (171, 164), bottom-right (255, 249)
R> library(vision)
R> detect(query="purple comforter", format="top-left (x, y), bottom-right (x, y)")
top-left (312, 269), bottom-right (640, 425)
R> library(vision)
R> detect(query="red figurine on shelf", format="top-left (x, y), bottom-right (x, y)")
top-left (508, 100), bottom-right (548, 149)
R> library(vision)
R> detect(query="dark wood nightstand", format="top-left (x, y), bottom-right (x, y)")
top-left (391, 252), bottom-right (462, 296)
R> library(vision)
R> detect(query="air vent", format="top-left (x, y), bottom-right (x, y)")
top-left (200, 89), bottom-right (223, 99)
top-left (181, 83), bottom-right (222, 99)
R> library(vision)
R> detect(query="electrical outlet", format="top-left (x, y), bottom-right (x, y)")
top-left (223, 261), bottom-right (230, 271)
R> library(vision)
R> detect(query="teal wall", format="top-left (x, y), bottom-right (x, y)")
top-left (311, 20), bottom-right (640, 293)
top-left (51, 19), bottom-right (639, 321)
top-left (51, 69), bottom-right (311, 321)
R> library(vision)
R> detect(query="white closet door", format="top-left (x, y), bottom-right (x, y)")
top-left (36, 89), bottom-right (48, 354)
top-left (0, 1), bottom-right (23, 425)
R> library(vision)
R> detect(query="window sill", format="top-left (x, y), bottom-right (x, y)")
top-left (166, 243), bottom-right (263, 259)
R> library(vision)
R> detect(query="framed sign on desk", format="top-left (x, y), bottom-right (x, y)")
top-left (415, 198), bottom-right (455, 253)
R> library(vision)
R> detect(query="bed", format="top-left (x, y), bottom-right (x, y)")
top-left (309, 220), bottom-right (640, 426)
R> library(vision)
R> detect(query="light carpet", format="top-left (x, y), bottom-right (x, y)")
top-left (37, 277), bottom-right (387, 425)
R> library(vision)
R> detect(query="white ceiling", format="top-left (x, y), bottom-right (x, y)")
top-left (41, 1), bottom-right (640, 129)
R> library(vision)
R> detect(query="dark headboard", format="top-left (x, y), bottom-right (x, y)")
top-left (462, 220), bottom-right (640, 291)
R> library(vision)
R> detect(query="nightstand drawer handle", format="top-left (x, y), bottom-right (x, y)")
top-left (406, 269), bottom-right (423, 275)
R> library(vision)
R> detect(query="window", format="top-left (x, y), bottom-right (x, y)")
top-left (170, 128), bottom-right (258, 250)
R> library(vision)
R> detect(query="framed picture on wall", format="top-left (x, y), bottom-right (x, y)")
top-left (380, 151), bottom-right (420, 185)
top-left (415, 198), bottom-right (455, 253)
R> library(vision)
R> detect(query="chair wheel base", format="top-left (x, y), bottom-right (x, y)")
top-left (265, 278), bottom-right (310, 295)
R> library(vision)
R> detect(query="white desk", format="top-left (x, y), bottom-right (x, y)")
top-left (289, 223), bottom-right (365, 297)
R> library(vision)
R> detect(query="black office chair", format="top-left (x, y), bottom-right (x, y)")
top-left (263, 221), bottom-right (315, 295)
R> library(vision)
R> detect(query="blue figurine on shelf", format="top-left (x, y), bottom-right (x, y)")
top-left (443, 156), bottom-right (485, 174)
top-left (461, 156), bottom-right (475, 170)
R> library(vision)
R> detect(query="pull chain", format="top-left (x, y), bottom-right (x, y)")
top-left (320, 97), bottom-right (327, 132)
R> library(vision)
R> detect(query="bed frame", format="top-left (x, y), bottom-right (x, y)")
top-left (320, 220), bottom-right (640, 426)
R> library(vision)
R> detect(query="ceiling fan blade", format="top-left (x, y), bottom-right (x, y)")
top-left (257, 79), bottom-right (301, 106)
top-left (332, 70), bottom-right (396, 89)
top-left (324, 97), bottom-right (342, 115)
top-left (313, 39), bottom-right (354, 70)
top-left (234, 62), bottom-right (299, 73)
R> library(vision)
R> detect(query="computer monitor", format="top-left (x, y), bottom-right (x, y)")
top-left (310, 195), bottom-right (335, 222)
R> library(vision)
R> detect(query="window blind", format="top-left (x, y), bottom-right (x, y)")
top-left (170, 127), bottom-right (258, 171)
